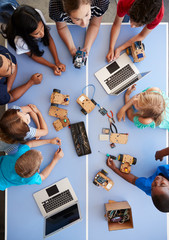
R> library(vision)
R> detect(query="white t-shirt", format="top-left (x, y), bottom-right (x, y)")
top-left (14, 9), bottom-right (47, 55)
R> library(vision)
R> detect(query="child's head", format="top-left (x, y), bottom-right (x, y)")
top-left (151, 175), bottom-right (169, 212)
top-left (0, 54), bottom-right (16, 78)
top-left (134, 91), bottom-right (165, 126)
top-left (1, 5), bottom-right (49, 56)
top-left (62, 0), bottom-right (91, 27)
top-left (129, 0), bottom-right (162, 27)
top-left (15, 149), bottom-right (42, 178)
top-left (0, 109), bottom-right (30, 142)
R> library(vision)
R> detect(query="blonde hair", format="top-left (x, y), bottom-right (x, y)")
top-left (135, 91), bottom-right (165, 126)
top-left (15, 150), bottom-right (42, 178)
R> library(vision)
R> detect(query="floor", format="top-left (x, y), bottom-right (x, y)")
top-left (0, 0), bottom-right (169, 239)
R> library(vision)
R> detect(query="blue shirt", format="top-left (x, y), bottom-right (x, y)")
top-left (135, 165), bottom-right (169, 196)
top-left (0, 144), bottom-right (42, 191)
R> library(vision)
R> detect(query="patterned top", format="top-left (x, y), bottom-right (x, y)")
top-left (49, 0), bottom-right (109, 23)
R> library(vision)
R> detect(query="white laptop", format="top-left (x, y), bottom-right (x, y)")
top-left (33, 178), bottom-right (82, 238)
top-left (95, 52), bottom-right (150, 95)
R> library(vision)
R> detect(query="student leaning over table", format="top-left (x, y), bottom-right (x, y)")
top-left (49, 0), bottom-right (109, 57)
top-left (1, 5), bottom-right (65, 76)
top-left (0, 104), bottom-right (48, 154)
top-left (107, 145), bottom-right (169, 213)
top-left (0, 45), bottom-right (42, 105)
top-left (117, 84), bottom-right (169, 130)
top-left (0, 137), bottom-right (63, 191)
top-left (106, 0), bottom-right (164, 62)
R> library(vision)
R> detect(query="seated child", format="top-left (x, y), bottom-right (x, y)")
top-left (117, 84), bottom-right (169, 129)
top-left (1, 5), bottom-right (65, 75)
top-left (0, 45), bottom-right (42, 105)
top-left (107, 145), bottom-right (169, 212)
top-left (0, 137), bottom-right (63, 191)
top-left (0, 104), bottom-right (48, 153)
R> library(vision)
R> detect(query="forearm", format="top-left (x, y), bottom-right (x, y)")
top-left (109, 22), bottom-right (121, 51)
top-left (48, 35), bottom-right (60, 64)
top-left (84, 17), bottom-right (102, 53)
top-left (31, 55), bottom-right (54, 69)
top-left (56, 23), bottom-right (76, 55)
top-left (117, 27), bottom-right (152, 52)
top-left (113, 166), bottom-right (138, 185)
top-left (40, 158), bottom-right (58, 181)
top-left (26, 139), bottom-right (52, 148)
top-left (30, 112), bottom-right (40, 129)
top-left (158, 147), bottom-right (169, 157)
top-left (37, 111), bottom-right (48, 132)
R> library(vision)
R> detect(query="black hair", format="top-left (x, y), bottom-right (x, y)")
top-left (152, 191), bottom-right (169, 213)
top-left (1, 5), bottom-right (50, 57)
top-left (129, 0), bottom-right (162, 25)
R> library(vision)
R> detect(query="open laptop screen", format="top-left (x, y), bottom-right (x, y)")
top-left (45, 204), bottom-right (80, 237)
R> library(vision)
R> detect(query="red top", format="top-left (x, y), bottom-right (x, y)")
top-left (117, 0), bottom-right (164, 29)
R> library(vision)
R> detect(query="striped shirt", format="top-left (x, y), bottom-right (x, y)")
top-left (49, 0), bottom-right (109, 23)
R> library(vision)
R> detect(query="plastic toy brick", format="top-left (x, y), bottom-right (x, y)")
top-left (76, 93), bottom-right (96, 115)
top-left (110, 133), bottom-right (128, 144)
top-left (50, 89), bottom-right (70, 106)
top-left (48, 106), bottom-right (68, 119)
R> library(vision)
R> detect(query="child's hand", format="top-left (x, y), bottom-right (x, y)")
top-left (50, 137), bottom-right (61, 145)
top-left (106, 157), bottom-right (116, 171)
top-left (106, 49), bottom-right (114, 62)
top-left (155, 150), bottom-right (164, 161)
top-left (114, 47), bottom-right (121, 60)
top-left (117, 107), bottom-right (126, 122)
top-left (70, 47), bottom-right (77, 57)
top-left (53, 148), bottom-right (64, 162)
top-left (28, 104), bottom-right (39, 114)
top-left (30, 73), bottom-right (43, 85)
top-left (126, 84), bottom-right (136, 96)
top-left (81, 47), bottom-right (89, 56)
top-left (52, 65), bottom-right (62, 76)
top-left (56, 62), bottom-right (66, 72)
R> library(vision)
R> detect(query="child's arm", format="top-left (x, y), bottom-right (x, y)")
top-left (106, 14), bottom-right (123, 62)
top-left (114, 26), bottom-right (151, 59)
top-left (55, 22), bottom-right (77, 56)
top-left (26, 52), bottom-right (61, 76)
top-left (28, 104), bottom-right (48, 138)
top-left (117, 85), bottom-right (136, 122)
top-left (26, 137), bottom-right (61, 148)
top-left (40, 148), bottom-right (64, 181)
top-left (155, 147), bottom-right (169, 161)
top-left (6, 64), bottom-right (18, 92)
top-left (82, 16), bottom-right (102, 55)
top-left (107, 157), bottom-right (138, 185)
top-left (20, 105), bottom-right (40, 129)
top-left (48, 33), bottom-right (66, 72)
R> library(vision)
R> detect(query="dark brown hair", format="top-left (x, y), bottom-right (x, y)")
top-left (0, 109), bottom-right (29, 142)
top-left (15, 150), bottom-right (42, 178)
top-left (129, 0), bottom-right (162, 25)
top-left (62, 0), bottom-right (91, 15)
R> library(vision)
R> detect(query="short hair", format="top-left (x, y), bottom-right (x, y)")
top-left (0, 55), bottom-right (3, 68)
top-left (62, 0), bottom-right (91, 15)
top-left (129, 0), bottom-right (162, 25)
top-left (0, 109), bottom-right (29, 142)
top-left (15, 149), bottom-right (42, 178)
top-left (152, 191), bottom-right (169, 212)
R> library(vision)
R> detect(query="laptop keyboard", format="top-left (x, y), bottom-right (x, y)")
top-left (105, 64), bottom-right (135, 90)
top-left (42, 190), bottom-right (73, 213)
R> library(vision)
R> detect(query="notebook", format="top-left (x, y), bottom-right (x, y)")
top-left (95, 52), bottom-right (150, 95)
top-left (33, 178), bottom-right (82, 238)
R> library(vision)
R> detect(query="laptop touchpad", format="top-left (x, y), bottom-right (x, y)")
top-left (106, 61), bottom-right (120, 74)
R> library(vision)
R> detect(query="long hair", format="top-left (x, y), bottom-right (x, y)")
top-left (129, 0), bottom-right (162, 25)
top-left (135, 91), bottom-right (165, 126)
top-left (1, 5), bottom-right (50, 56)
top-left (62, 0), bottom-right (91, 15)
top-left (0, 109), bottom-right (29, 143)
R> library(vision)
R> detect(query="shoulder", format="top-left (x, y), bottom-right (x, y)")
top-left (146, 87), bottom-right (162, 94)
top-left (138, 117), bottom-right (153, 125)
top-left (146, 1), bottom-right (164, 30)
top-left (14, 36), bottom-right (29, 55)
top-left (117, 0), bottom-right (134, 17)
top-left (18, 144), bottom-right (30, 153)
top-left (91, 0), bottom-right (109, 15)
top-left (49, 0), bottom-right (65, 21)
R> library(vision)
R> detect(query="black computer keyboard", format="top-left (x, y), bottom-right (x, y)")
top-left (42, 190), bottom-right (73, 213)
top-left (105, 64), bottom-right (135, 90)
top-left (70, 121), bottom-right (91, 156)
top-left (113, 76), bottom-right (139, 95)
